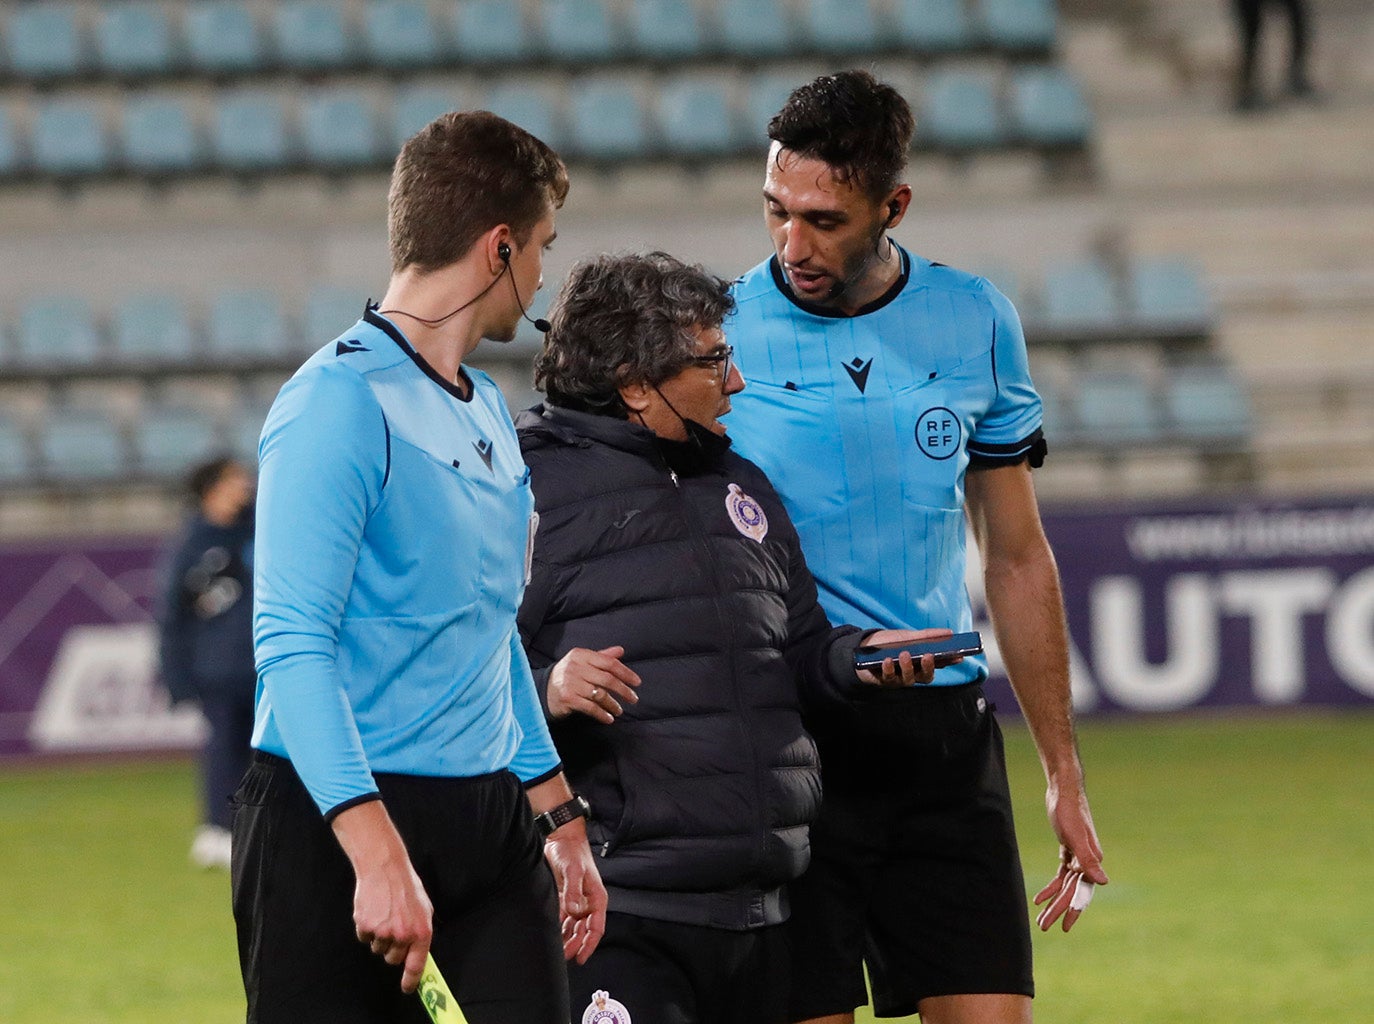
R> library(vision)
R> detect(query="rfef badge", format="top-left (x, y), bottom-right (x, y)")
top-left (725, 483), bottom-right (768, 542)
top-left (582, 990), bottom-right (632, 1024)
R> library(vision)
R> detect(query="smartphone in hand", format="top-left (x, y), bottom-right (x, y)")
top-left (853, 631), bottom-right (983, 672)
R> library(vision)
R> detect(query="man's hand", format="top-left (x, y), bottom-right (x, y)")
top-left (547, 646), bottom-right (641, 723)
top-left (853, 627), bottom-right (954, 687)
top-left (543, 820), bottom-right (608, 965)
top-left (1032, 779), bottom-right (1108, 932)
top-left (331, 800), bottom-right (434, 992)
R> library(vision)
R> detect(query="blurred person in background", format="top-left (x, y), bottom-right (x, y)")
top-left (1232, 0), bottom-right (1318, 111)
top-left (517, 250), bottom-right (952, 1024)
top-left (157, 455), bottom-right (256, 871)
top-left (724, 70), bottom-right (1108, 1024)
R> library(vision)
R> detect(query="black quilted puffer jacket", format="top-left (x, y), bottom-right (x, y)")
top-left (515, 404), bottom-right (865, 931)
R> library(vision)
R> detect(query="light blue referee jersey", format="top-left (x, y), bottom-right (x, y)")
top-left (724, 249), bottom-right (1044, 686)
top-left (252, 307), bottom-right (559, 816)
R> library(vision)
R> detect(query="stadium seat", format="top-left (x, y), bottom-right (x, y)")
top-left (0, 414), bottom-right (33, 485)
top-left (0, 105), bottom-right (22, 177)
top-left (742, 69), bottom-right (802, 140)
top-left (95, 3), bottom-right (177, 78)
top-left (718, 0), bottom-right (797, 57)
top-left (567, 78), bottom-right (650, 161)
top-left (301, 90), bottom-right (382, 169)
top-left (391, 85), bottom-right (464, 151)
top-left (1034, 375), bottom-right (1080, 447)
top-left (969, 261), bottom-right (1026, 315)
top-left (15, 295), bottom-right (104, 366)
top-left (657, 78), bottom-right (741, 157)
top-left (1009, 66), bottom-right (1092, 148)
top-left (540, 0), bottom-right (621, 63)
top-left (976, 0), bottom-right (1057, 52)
top-left (1128, 258), bottom-right (1212, 333)
top-left (134, 406), bottom-right (223, 476)
top-left (304, 285), bottom-right (366, 344)
top-left (207, 289), bottom-right (291, 359)
top-left (184, 0), bottom-right (265, 75)
top-left (229, 398), bottom-right (274, 461)
top-left (362, 0), bottom-right (443, 71)
top-left (270, 0), bottom-right (355, 72)
top-left (483, 83), bottom-right (564, 150)
top-left (628, 0), bottom-right (704, 60)
top-left (918, 68), bottom-right (1005, 151)
top-left (1040, 257), bottom-right (1119, 333)
top-left (893, 0), bottom-right (974, 53)
top-left (111, 293), bottom-right (197, 363)
top-left (212, 91), bottom-right (291, 172)
top-left (451, 0), bottom-right (532, 64)
top-left (802, 0), bottom-right (879, 54)
top-left (39, 406), bottom-right (128, 482)
top-left (32, 99), bottom-right (112, 177)
top-left (122, 95), bottom-right (204, 175)
top-left (1072, 369), bottom-right (1162, 447)
top-left (1163, 364), bottom-right (1252, 444)
top-left (4, 3), bottom-right (89, 81)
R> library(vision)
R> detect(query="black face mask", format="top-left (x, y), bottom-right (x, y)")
top-left (654, 418), bottom-right (732, 476)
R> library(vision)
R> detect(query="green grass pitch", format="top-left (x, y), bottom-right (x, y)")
top-left (1, 712), bottom-right (1370, 1024)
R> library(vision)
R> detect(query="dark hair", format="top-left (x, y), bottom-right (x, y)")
top-left (535, 252), bottom-right (735, 416)
top-left (187, 455), bottom-right (241, 502)
top-left (388, 110), bottom-right (570, 274)
top-left (767, 69), bottom-right (914, 200)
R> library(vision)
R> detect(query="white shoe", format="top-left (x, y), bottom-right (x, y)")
top-left (190, 825), bottom-right (233, 870)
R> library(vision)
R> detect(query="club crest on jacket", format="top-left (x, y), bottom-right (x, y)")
top-left (725, 483), bottom-right (768, 542)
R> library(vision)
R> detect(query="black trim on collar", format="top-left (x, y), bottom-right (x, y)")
top-left (767, 246), bottom-right (911, 319)
top-left (362, 304), bottom-right (474, 403)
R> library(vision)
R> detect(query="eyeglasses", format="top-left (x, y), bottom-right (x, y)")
top-left (689, 345), bottom-right (733, 382)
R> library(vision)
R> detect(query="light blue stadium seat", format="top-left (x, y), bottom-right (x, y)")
top-left (112, 294), bottom-right (197, 363)
top-left (629, 0), bottom-right (704, 60)
top-left (1129, 258), bottom-right (1212, 331)
top-left (4, 3), bottom-right (88, 80)
top-left (540, 0), bottom-right (620, 63)
top-left (302, 91), bottom-right (381, 168)
top-left (718, 0), bottom-right (796, 57)
top-left (0, 105), bottom-right (22, 177)
top-left (1040, 257), bottom-right (1119, 333)
top-left (32, 100), bottom-right (111, 177)
top-left (894, 0), bottom-right (973, 52)
top-left (95, 3), bottom-right (177, 78)
top-left (976, 0), bottom-right (1057, 52)
top-left (1009, 65), bottom-right (1092, 147)
top-left (1163, 364), bottom-right (1252, 443)
top-left (122, 95), bottom-right (203, 174)
top-left (304, 285), bottom-right (366, 344)
top-left (229, 398), bottom-right (274, 462)
top-left (391, 85), bottom-right (462, 151)
top-left (1073, 369), bottom-right (1162, 447)
top-left (657, 79), bottom-right (740, 156)
top-left (207, 289), bottom-right (291, 359)
top-left (568, 78), bottom-right (649, 160)
top-left (451, 0), bottom-right (531, 64)
top-left (40, 407), bottom-right (127, 482)
top-left (185, 0), bottom-right (265, 75)
top-left (362, 0), bottom-right (443, 70)
top-left (135, 406), bottom-right (223, 476)
top-left (919, 68), bottom-right (1005, 151)
top-left (802, 0), bottom-right (879, 54)
top-left (213, 91), bottom-right (291, 171)
top-left (15, 295), bottom-right (103, 366)
top-left (0, 414), bottom-right (34, 484)
top-left (483, 83), bottom-right (563, 149)
top-left (969, 261), bottom-right (1026, 315)
top-left (1034, 376), bottom-right (1080, 446)
top-left (742, 70), bottom-right (802, 140)
top-left (271, 0), bottom-right (355, 71)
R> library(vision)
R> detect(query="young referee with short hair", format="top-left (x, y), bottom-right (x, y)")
top-left (234, 111), bottom-right (605, 1024)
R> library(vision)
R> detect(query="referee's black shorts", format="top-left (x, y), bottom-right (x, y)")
top-left (230, 753), bottom-right (567, 1024)
top-left (788, 683), bottom-right (1034, 1020)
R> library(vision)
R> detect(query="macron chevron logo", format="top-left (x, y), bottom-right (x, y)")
top-left (842, 357), bottom-right (874, 394)
top-left (472, 438), bottom-right (494, 472)
top-left (335, 339), bottom-right (369, 356)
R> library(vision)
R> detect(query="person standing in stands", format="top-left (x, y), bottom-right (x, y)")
top-left (1232, 0), bottom-right (1318, 111)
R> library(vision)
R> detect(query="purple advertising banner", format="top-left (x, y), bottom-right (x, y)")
top-left (2, 493), bottom-right (1372, 758)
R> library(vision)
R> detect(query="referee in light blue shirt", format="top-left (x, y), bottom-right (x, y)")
top-left (723, 72), bottom-right (1109, 1024)
top-left (233, 112), bottom-right (604, 1024)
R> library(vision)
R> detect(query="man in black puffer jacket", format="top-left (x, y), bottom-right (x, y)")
top-left (515, 252), bottom-right (953, 1024)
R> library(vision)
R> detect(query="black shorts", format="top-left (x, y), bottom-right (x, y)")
top-left (568, 911), bottom-right (790, 1024)
top-left (789, 683), bottom-right (1034, 1020)
top-left (231, 753), bottom-right (567, 1024)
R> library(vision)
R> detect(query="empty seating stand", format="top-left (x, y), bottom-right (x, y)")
top-left (134, 405), bottom-right (223, 476)
top-left (39, 406), bottom-right (129, 483)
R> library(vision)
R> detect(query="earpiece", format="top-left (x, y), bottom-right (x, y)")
top-left (886, 201), bottom-right (900, 226)
top-left (497, 242), bottom-right (511, 262)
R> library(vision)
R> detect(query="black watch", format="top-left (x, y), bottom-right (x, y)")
top-left (533, 794), bottom-right (591, 837)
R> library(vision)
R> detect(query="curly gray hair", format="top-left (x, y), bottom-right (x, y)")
top-left (534, 251), bottom-right (735, 416)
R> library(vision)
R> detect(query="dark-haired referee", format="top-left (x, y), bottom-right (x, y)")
top-left (724, 71), bottom-right (1109, 1024)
